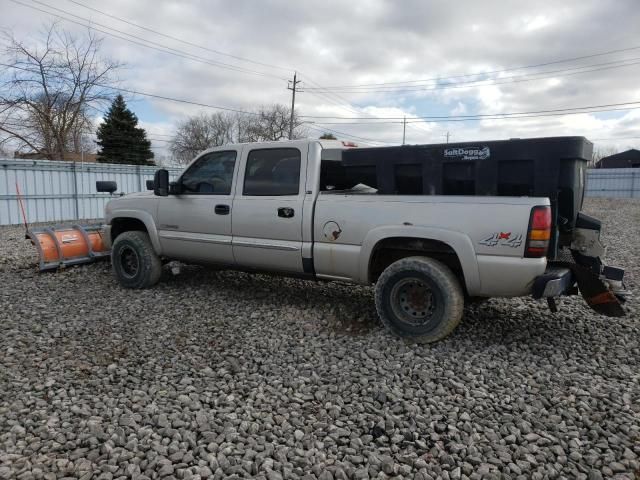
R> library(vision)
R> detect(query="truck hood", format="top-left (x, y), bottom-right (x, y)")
top-left (105, 191), bottom-right (157, 218)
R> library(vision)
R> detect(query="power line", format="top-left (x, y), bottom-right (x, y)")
top-left (9, 0), bottom-right (288, 81)
top-left (3, 61), bottom-right (640, 126)
top-left (23, 0), bottom-right (640, 105)
top-left (20, 0), bottom-right (398, 137)
top-left (591, 136), bottom-right (640, 141)
top-left (299, 101), bottom-right (640, 121)
top-left (0, 63), bottom-right (401, 146)
top-left (52, 0), bottom-right (404, 140)
top-left (0, 62), bottom-right (263, 115)
top-left (25, 0), bottom-right (400, 131)
top-left (304, 45), bottom-right (640, 89)
top-left (301, 75), bottom-right (430, 136)
top-left (11, 0), bottom-right (640, 134)
top-left (116, 86), bottom-right (262, 115)
top-left (3, 61), bottom-right (639, 127)
top-left (299, 74), bottom-right (431, 138)
top-left (305, 124), bottom-right (392, 146)
top-left (302, 58), bottom-right (640, 94)
top-left (64, 0), bottom-right (293, 73)
top-left (4, 60), bottom-right (638, 144)
top-left (309, 106), bottom-right (640, 125)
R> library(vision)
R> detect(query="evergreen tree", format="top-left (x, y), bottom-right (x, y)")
top-left (96, 95), bottom-right (154, 165)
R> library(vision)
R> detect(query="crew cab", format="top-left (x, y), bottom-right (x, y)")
top-left (99, 137), bottom-right (626, 342)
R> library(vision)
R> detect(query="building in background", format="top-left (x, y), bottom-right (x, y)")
top-left (595, 149), bottom-right (640, 168)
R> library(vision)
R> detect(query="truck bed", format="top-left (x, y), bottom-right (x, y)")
top-left (329, 136), bottom-right (592, 258)
top-left (312, 193), bottom-right (549, 297)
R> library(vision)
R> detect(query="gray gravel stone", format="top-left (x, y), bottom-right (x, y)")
top-left (0, 198), bottom-right (639, 479)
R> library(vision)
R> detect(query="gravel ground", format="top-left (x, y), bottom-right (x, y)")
top-left (0, 197), bottom-right (638, 480)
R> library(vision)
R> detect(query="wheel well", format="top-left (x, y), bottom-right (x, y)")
top-left (369, 237), bottom-right (465, 287)
top-left (110, 217), bottom-right (148, 242)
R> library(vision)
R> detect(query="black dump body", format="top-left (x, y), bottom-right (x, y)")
top-left (337, 136), bottom-right (593, 258)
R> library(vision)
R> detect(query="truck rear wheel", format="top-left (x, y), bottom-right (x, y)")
top-left (111, 231), bottom-right (162, 289)
top-left (374, 256), bottom-right (464, 343)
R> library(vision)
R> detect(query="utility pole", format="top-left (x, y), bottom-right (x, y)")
top-left (287, 72), bottom-right (302, 140)
top-left (402, 116), bottom-right (406, 145)
top-left (444, 131), bottom-right (451, 144)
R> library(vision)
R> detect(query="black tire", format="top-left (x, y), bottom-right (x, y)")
top-left (374, 256), bottom-right (464, 343)
top-left (111, 231), bottom-right (162, 289)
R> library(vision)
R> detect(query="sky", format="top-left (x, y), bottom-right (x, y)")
top-left (1, 0), bottom-right (640, 160)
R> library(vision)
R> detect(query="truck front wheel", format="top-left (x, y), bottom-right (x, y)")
top-left (111, 231), bottom-right (162, 289)
top-left (374, 256), bottom-right (464, 343)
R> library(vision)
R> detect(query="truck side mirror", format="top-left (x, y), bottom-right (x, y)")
top-left (96, 180), bottom-right (117, 194)
top-left (153, 169), bottom-right (169, 196)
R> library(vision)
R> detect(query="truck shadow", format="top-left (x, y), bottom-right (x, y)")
top-left (160, 265), bottom-right (382, 335)
top-left (156, 265), bottom-right (628, 350)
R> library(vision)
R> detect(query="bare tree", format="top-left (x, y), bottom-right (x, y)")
top-left (0, 23), bottom-right (120, 160)
top-left (242, 104), bottom-right (306, 142)
top-left (170, 112), bottom-right (236, 164)
top-left (170, 105), bottom-right (308, 164)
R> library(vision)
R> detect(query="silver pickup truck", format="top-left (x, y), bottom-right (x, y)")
top-left (100, 138), bottom-right (626, 342)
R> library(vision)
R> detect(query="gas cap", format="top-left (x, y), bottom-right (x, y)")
top-left (322, 221), bottom-right (342, 241)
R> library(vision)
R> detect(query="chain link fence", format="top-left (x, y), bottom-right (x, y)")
top-left (584, 168), bottom-right (640, 199)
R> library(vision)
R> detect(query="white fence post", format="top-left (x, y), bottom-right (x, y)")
top-left (72, 161), bottom-right (80, 220)
top-left (137, 164), bottom-right (143, 192)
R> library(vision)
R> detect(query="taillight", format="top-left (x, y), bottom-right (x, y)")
top-left (525, 206), bottom-right (551, 258)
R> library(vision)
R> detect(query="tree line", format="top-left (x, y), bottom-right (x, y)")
top-left (169, 107), bottom-right (309, 164)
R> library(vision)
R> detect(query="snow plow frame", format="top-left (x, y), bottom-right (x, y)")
top-left (27, 224), bottom-right (110, 272)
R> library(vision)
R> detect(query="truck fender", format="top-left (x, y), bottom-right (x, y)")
top-left (107, 209), bottom-right (163, 255)
top-left (358, 225), bottom-right (481, 294)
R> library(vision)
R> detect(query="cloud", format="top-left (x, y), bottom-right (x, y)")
top-left (1, 0), bottom-right (639, 151)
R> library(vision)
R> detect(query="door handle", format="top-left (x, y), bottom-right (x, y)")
top-left (277, 207), bottom-right (294, 218)
top-left (215, 204), bottom-right (230, 215)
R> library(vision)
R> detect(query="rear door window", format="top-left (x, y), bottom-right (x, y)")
top-left (243, 148), bottom-right (301, 196)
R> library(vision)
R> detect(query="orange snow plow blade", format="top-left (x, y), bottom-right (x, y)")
top-left (27, 224), bottom-right (110, 272)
